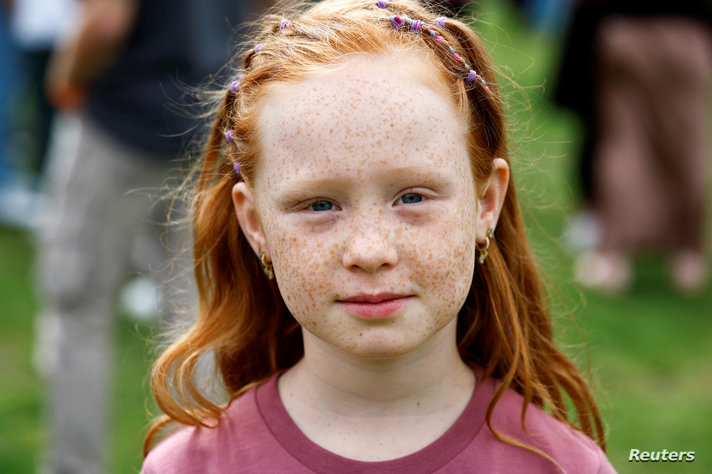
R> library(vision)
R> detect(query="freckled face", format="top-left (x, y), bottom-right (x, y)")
top-left (253, 53), bottom-right (479, 359)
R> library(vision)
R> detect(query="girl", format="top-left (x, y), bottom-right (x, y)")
top-left (142, 0), bottom-right (616, 472)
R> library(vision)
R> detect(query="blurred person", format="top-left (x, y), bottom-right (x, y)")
top-left (9, 0), bottom-right (80, 175)
top-left (34, 0), bottom-right (269, 472)
top-left (564, 0), bottom-right (712, 293)
top-left (0, 0), bottom-right (80, 229)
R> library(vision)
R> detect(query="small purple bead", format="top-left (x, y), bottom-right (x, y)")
top-left (466, 70), bottom-right (477, 84)
top-left (254, 44), bottom-right (264, 53)
top-left (233, 162), bottom-right (241, 176)
top-left (225, 130), bottom-right (235, 143)
top-left (376, 0), bottom-right (387, 8)
top-left (435, 17), bottom-right (447, 28)
top-left (280, 19), bottom-right (290, 30)
top-left (229, 80), bottom-right (240, 93)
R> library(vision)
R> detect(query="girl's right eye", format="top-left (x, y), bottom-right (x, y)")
top-left (307, 200), bottom-right (336, 212)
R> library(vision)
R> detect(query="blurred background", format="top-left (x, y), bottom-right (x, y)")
top-left (1, 0), bottom-right (711, 472)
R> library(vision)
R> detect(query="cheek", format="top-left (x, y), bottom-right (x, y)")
top-left (267, 222), bottom-right (339, 316)
top-left (419, 224), bottom-right (475, 313)
top-left (413, 199), bottom-right (477, 318)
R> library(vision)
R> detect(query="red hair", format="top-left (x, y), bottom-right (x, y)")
top-left (145, 0), bottom-right (605, 463)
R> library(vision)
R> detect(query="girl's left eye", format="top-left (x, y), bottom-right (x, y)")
top-left (307, 200), bottom-right (336, 211)
top-left (397, 192), bottom-right (425, 205)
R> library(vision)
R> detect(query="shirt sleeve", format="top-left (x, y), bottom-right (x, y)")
top-left (597, 448), bottom-right (618, 473)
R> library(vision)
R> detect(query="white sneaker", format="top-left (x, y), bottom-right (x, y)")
top-left (671, 251), bottom-right (708, 295)
top-left (574, 250), bottom-right (632, 294)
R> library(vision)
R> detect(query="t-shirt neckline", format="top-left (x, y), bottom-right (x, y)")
top-left (255, 368), bottom-right (491, 473)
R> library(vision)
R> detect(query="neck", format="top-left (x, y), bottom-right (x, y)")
top-left (279, 319), bottom-right (474, 417)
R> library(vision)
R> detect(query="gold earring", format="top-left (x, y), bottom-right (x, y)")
top-left (258, 249), bottom-right (274, 280)
top-left (477, 228), bottom-right (494, 264)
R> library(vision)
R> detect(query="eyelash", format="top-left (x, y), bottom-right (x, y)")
top-left (305, 192), bottom-right (427, 212)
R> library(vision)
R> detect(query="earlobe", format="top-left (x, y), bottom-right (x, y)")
top-left (477, 157), bottom-right (509, 241)
top-left (232, 182), bottom-right (268, 257)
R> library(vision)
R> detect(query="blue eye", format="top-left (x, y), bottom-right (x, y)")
top-left (308, 200), bottom-right (335, 211)
top-left (398, 193), bottom-right (425, 204)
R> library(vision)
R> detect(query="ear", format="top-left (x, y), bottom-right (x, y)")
top-left (232, 182), bottom-right (269, 258)
top-left (476, 158), bottom-right (509, 242)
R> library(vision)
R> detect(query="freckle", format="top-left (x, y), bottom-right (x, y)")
top-left (417, 401), bottom-right (421, 407)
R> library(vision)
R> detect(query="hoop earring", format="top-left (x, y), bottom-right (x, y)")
top-left (258, 249), bottom-right (274, 280)
top-left (477, 228), bottom-right (494, 264)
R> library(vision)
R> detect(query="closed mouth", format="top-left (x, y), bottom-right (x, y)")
top-left (338, 293), bottom-right (409, 304)
top-left (337, 294), bottom-right (412, 319)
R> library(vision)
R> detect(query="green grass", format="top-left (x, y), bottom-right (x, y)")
top-left (0, 229), bottom-right (42, 473)
top-left (0, 229), bottom-right (155, 473)
top-left (1, 1), bottom-right (711, 472)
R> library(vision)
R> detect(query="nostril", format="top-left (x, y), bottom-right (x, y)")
top-left (342, 233), bottom-right (397, 272)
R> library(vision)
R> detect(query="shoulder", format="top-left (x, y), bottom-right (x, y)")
top-left (453, 375), bottom-right (616, 474)
top-left (140, 388), bottom-right (273, 474)
top-left (488, 384), bottom-right (616, 473)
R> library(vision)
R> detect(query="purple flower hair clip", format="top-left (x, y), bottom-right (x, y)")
top-left (254, 43), bottom-right (264, 53)
top-left (225, 130), bottom-right (235, 143)
top-left (376, 0), bottom-right (391, 8)
top-left (229, 80), bottom-right (241, 93)
top-left (280, 19), bottom-right (290, 30)
top-left (233, 162), bottom-right (241, 176)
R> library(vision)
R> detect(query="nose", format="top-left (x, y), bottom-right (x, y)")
top-left (341, 211), bottom-right (398, 274)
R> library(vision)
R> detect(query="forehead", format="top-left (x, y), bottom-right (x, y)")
top-left (255, 52), bottom-right (470, 184)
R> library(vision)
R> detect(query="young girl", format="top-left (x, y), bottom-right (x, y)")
top-left (142, 1), bottom-right (616, 472)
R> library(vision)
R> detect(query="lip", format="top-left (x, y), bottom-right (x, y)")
top-left (337, 293), bottom-right (412, 319)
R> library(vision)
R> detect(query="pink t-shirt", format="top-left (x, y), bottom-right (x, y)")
top-left (142, 371), bottom-right (616, 473)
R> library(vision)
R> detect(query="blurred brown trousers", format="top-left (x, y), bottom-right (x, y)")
top-left (595, 17), bottom-right (711, 252)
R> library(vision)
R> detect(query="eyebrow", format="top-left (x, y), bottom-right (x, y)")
top-left (274, 164), bottom-right (455, 201)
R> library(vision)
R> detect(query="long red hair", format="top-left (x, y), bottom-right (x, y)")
top-left (145, 0), bottom-right (605, 462)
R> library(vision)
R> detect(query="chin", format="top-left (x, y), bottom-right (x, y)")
top-left (336, 335), bottom-right (422, 361)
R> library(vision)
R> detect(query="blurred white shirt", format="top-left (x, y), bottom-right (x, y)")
top-left (11, 0), bottom-right (82, 50)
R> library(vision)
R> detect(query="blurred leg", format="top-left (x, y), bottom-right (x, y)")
top-left (581, 18), bottom-right (711, 292)
top-left (36, 114), bottom-right (179, 473)
top-left (596, 18), bottom-right (710, 252)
